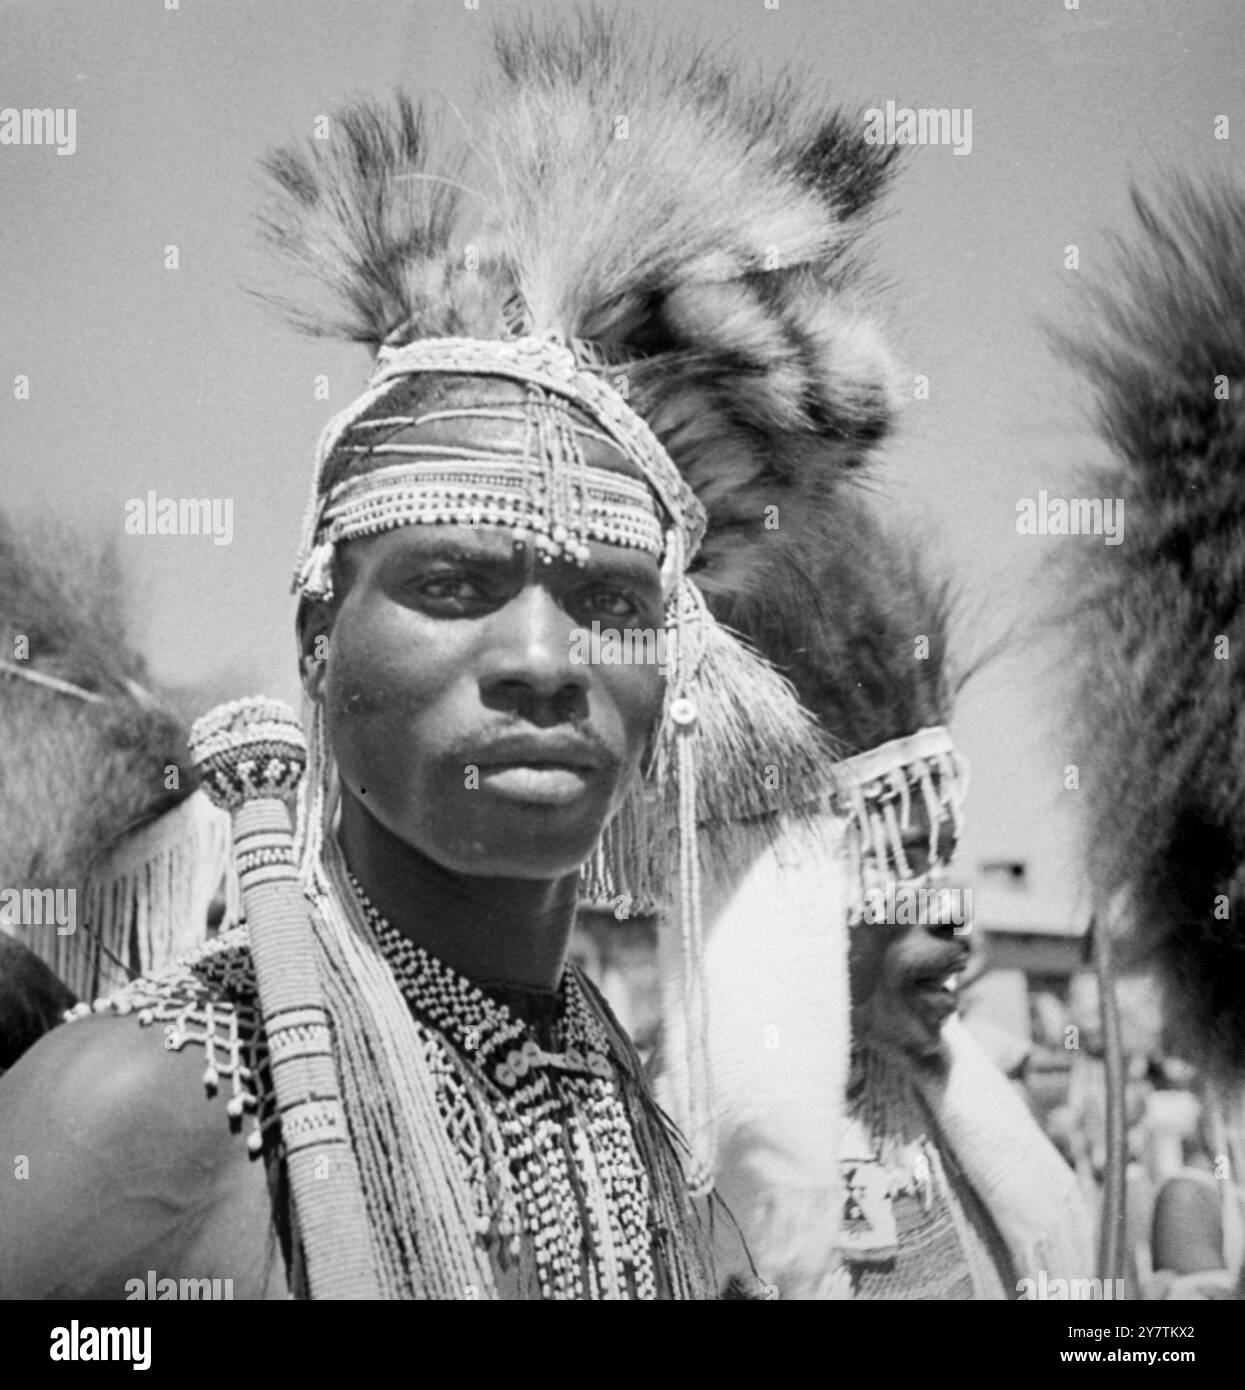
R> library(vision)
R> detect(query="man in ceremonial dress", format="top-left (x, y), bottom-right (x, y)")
top-left (0, 16), bottom-right (878, 1300)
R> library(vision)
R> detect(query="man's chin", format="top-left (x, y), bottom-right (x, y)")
top-left (428, 822), bottom-right (609, 883)
top-left (346, 792), bottom-right (608, 883)
top-left (857, 994), bottom-right (953, 1063)
top-left (903, 993), bottom-right (956, 1060)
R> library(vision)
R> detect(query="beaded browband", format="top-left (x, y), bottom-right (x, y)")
top-left (837, 726), bottom-right (968, 910)
top-left (293, 336), bottom-right (707, 603)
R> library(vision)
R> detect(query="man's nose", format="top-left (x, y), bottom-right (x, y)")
top-left (478, 583), bottom-right (589, 710)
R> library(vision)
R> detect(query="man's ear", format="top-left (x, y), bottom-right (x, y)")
top-left (297, 598), bottom-right (334, 703)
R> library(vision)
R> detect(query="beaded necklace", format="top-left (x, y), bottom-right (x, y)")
top-left (352, 880), bottom-right (661, 1300)
top-left (838, 1044), bottom-right (1006, 1299)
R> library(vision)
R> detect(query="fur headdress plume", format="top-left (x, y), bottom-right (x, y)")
top-left (1053, 177), bottom-right (1245, 1079)
top-left (257, 13), bottom-right (901, 606)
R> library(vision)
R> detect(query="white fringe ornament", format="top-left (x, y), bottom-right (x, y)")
top-left (14, 790), bottom-right (234, 1002)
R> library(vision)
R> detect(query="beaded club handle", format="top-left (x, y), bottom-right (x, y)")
top-left (191, 697), bottom-right (380, 1300)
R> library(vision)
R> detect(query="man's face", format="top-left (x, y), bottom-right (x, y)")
top-left (305, 523), bottom-right (665, 880)
top-left (854, 912), bottom-right (971, 1060)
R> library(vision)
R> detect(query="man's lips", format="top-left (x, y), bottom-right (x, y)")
top-left (913, 975), bottom-right (960, 1012)
top-left (906, 941), bottom-right (971, 1015)
top-left (472, 732), bottom-right (608, 807)
top-left (473, 731), bottom-right (606, 772)
top-left (477, 764), bottom-right (594, 806)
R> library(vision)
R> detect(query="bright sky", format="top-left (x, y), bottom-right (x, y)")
top-left (2, 0), bottom-right (1241, 930)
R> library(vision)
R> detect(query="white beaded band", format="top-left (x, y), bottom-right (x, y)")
top-left (318, 459), bottom-right (665, 561)
top-left (293, 335), bottom-right (705, 603)
top-left (836, 725), bottom-right (969, 911)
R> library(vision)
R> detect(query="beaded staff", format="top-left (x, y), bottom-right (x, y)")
top-left (190, 696), bottom-right (380, 1300)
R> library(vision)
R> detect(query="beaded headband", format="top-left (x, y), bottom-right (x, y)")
top-left (293, 336), bottom-right (706, 603)
top-left (835, 726), bottom-right (968, 920)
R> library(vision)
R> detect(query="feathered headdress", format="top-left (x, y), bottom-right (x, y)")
top-left (260, 15), bottom-right (901, 606)
top-left (708, 484), bottom-right (970, 903)
top-left (1053, 177), bottom-right (1245, 1081)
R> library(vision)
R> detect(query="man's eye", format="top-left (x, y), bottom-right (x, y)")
top-left (418, 577), bottom-right (484, 603)
top-left (582, 588), bottom-right (640, 620)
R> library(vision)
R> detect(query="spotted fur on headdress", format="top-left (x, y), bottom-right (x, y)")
top-left (256, 13), bottom-right (901, 603)
top-left (1053, 177), bottom-right (1245, 1078)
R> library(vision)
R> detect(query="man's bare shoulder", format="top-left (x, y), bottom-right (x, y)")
top-left (0, 1007), bottom-right (278, 1298)
top-left (1, 1008), bottom-right (240, 1149)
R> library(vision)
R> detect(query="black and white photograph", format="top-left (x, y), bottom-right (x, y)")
top-left (0, 0), bottom-right (1242, 1354)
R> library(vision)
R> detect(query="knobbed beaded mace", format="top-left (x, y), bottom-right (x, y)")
top-left (191, 696), bottom-right (381, 1300)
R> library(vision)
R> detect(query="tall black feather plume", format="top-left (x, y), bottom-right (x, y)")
top-left (1053, 177), bottom-right (1245, 1078)
top-left (255, 99), bottom-right (505, 345)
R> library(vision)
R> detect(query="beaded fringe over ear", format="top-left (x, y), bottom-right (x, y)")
top-left (580, 579), bottom-right (836, 1178)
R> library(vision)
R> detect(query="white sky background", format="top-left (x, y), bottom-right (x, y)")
top-left (1, 0), bottom-right (1241, 931)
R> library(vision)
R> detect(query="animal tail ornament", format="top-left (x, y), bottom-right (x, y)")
top-left (1052, 177), bottom-right (1245, 1084)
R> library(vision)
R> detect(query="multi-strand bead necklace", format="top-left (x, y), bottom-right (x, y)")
top-left (352, 879), bottom-right (660, 1300)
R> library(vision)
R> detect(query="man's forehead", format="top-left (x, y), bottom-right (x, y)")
top-left (333, 373), bottom-right (653, 492)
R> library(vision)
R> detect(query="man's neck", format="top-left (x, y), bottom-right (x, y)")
top-left (336, 793), bottom-right (578, 991)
